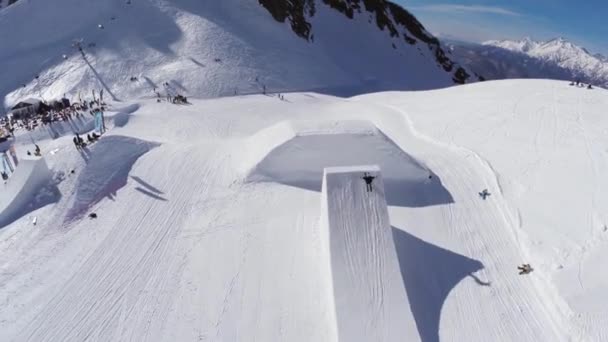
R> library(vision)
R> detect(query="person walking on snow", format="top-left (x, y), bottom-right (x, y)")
top-left (362, 172), bottom-right (376, 193)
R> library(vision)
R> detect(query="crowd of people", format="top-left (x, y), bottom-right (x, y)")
top-left (154, 81), bottom-right (189, 104)
top-left (72, 132), bottom-right (101, 150)
top-left (570, 80), bottom-right (594, 89)
top-left (3, 97), bottom-right (106, 136)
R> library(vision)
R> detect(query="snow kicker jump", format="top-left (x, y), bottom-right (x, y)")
top-left (0, 156), bottom-right (56, 228)
top-left (321, 165), bottom-right (420, 342)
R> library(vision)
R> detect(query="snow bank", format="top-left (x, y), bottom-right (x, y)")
top-left (110, 103), bottom-right (140, 128)
top-left (245, 120), bottom-right (430, 190)
top-left (0, 157), bottom-right (55, 227)
top-left (321, 165), bottom-right (419, 342)
top-left (65, 135), bottom-right (158, 221)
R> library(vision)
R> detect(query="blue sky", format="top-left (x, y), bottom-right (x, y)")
top-left (395, 0), bottom-right (608, 55)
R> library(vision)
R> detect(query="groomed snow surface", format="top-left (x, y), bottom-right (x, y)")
top-left (1, 79), bottom-right (608, 341)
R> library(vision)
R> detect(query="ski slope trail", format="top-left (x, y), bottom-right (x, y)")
top-left (360, 79), bottom-right (608, 340)
top-left (12, 143), bottom-right (227, 341)
top-left (388, 145), bottom-right (568, 341)
top-left (312, 99), bottom-right (567, 341)
top-left (1, 80), bottom-right (607, 341)
top-left (321, 165), bottom-right (419, 342)
top-left (1, 101), bottom-right (337, 341)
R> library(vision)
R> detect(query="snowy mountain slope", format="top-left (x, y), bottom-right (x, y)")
top-left (361, 80), bottom-right (608, 341)
top-left (447, 40), bottom-right (575, 81)
top-left (0, 0), bottom-right (19, 10)
top-left (448, 37), bottom-right (608, 87)
top-left (0, 0), bottom-right (474, 109)
top-left (2, 80), bottom-right (608, 341)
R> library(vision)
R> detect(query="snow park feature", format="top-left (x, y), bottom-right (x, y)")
top-left (244, 119), bottom-right (453, 207)
top-left (321, 165), bottom-right (420, 342)
top-left (0, 79), bottom-right (607, 341)
top-left (65, 135), bottom-right (159, 222)
top-left (1, 0), bottom-right (608, 340)
top-left (245, 120), bottom-right (430, 185)
top-left (2, 140), bottom-right (58, 228)
top-left (0, 155), bottom-right (56, 228)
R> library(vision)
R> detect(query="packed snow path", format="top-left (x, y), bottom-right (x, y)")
top-left (321, 165), bottom-right (419, 342)
top-left (1, 80), bottom-right (607, 341)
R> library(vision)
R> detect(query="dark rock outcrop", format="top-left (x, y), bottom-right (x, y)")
top-left (258, 0), bottom-right (316, 40)
top-left (257, 0), bottom-right (476, 84)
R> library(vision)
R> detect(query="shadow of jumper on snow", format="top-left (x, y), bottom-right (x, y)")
top-left (131, 175), bottom-right (167, 201)
top-left (135, 187), bottom-right (168, 201)
top-left (131, 176), bottom-right (164, 194)
top-left (392, 226), bottom-right (488, 342)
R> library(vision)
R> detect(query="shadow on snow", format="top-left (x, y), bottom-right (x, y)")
top-left (392, 226), bottom-right (489, 342)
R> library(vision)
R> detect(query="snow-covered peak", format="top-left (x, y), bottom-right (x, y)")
top-left (482, 37), bottom-right (608, 86)
top-left (594, 53), bottom-right (608, 62)
top-left (485, 37), bottom-right (593, 62)
top-left (483, 37), bottom-right (540, 53)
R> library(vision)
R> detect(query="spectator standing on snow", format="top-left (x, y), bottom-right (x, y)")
top-left (73, 136), bottom-right (81, 150)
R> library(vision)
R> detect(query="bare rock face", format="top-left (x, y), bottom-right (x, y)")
top-left (257, 0), bottom-right (475, 84)
top-left (0, 0), bottom-right (21, 9)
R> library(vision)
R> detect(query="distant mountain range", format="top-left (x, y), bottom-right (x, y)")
top-left (446, 37), bottom-right (608, 88)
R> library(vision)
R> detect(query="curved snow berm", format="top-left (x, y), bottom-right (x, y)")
top-left (245, 119), bottom-right (429, 187)
top-left (321, 165), bottom-right (420, 341)
top-left (65, 135), bottom-right (158, 221)
top-left (0, 157), bottom-right (55, 228)
top-left (244, 119), bottom-right (451, 206)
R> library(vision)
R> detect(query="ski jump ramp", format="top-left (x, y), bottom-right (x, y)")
top-left (321, 165), bottom-right (420, 342)
top-left (0, 157), bottom-right (53, 227)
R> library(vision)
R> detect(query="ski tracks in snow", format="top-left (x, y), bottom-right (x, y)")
top-left (15, 143), bottom-right (230, 341)
top-left (383, 103), bottom-right (571, 340)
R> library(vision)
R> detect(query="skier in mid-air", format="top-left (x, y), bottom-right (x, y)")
top-left (517, 264), bottom-right (533, 275)
top-left (479, 189), bottom-right (491, 200)
top-left (362, 172), bottom-right (376, 193)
